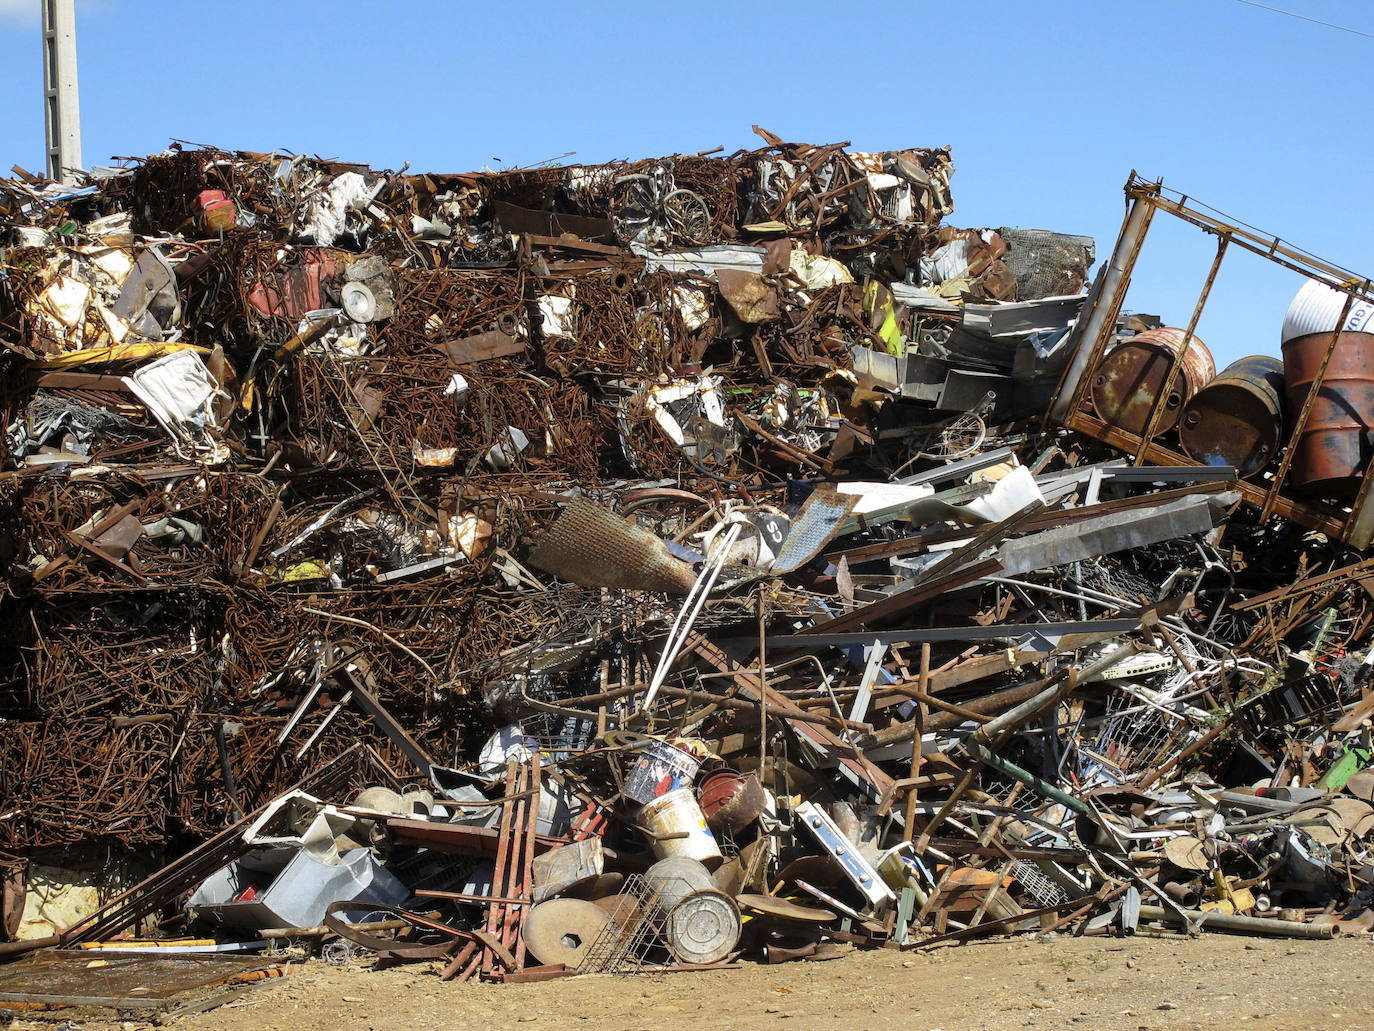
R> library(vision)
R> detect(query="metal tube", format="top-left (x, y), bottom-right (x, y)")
top-left (1137, 904), bottom-right (1338, 939)
top-left (1049, 187), bottom-right (1157, 424)
top-left (962, 740), bottom-right (1090, 815)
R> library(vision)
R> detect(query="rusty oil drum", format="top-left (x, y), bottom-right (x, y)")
top-left (1089, 328), bottom-right (1216, 438)
top-left (1281, 330), bottom-right (1374, 500)
top-left (1178, 356), bottom-right (1285, 478)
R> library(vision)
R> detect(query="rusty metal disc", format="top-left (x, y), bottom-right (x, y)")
top-left (736, 893), bottom-right (836, 924)
top-left (1163, 835), bottom-right (1208, 871)
top-left (523, 898), bottom-right (610, 968)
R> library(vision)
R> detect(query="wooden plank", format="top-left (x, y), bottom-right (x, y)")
top-left (523, 234), bottom-right (623, 256)
top-left (441, 330), bottom-right (526, 365)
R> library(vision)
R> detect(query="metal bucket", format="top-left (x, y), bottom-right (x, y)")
top-left (1281, 330), bottom-right (1374, 500)
top-left (1090, 327), bottom-right (1216, 437)
top-left (622, 739), bottom-right (701, 805)
top-left (645, 857), bottom-right (740, 965)
top-left (1179, 356), bottom-right (1285, 477)
top-left (697, 770), bottom-right (767, 834)
top-left (639, 787), bottom-right (722, 868)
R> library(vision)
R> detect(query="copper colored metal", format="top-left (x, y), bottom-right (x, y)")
top-left (697, 771), bottom-right (767, 835)
top-left (1090, 327), bottom-right (1216, 437)
top-left (1179, 356), bottom-right (1285, 477)
top-left (1282, 330), bottom-right (1374, 500)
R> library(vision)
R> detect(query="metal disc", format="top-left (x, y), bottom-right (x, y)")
top-left (1163, 835), bottom-right (1208, 871)
top-left (736, 893), bottom-right (836, 924)
top-left (341, 281), bottom-right (377, 322)
top-left (523, 898), bottom-right (610, 968)
top-left (663, 892), bottom-right (740, 965)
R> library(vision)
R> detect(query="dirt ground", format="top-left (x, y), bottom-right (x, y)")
top-left (11, 933), bottom-right (1374, 1031)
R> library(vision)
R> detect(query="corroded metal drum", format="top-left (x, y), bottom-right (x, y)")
top-left (1179, 356), bottom-right (1285, 477)
top-left (644, 857), bottom-right (740, 964)
top-left (1281, 279), bottom-right (1374, 500)
top-left (1090, 328), bottom-right (1216, 437)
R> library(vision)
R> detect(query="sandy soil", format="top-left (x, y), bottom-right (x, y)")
top-left (9, 934), bottom-right (1374, 1031)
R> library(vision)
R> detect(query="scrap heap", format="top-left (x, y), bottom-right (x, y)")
top-left (0, 127), bottom-right (1372, 1005)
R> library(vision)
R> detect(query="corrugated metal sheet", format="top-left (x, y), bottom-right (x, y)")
top-left (1282, 278), bottom-right (1374, 343)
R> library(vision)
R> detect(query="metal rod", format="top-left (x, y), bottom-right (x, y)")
top-left (1132, 235), bottom-right (1227, 464)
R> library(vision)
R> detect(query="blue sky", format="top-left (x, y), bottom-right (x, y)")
top-left (1, 0), bottom-right (1371, 368)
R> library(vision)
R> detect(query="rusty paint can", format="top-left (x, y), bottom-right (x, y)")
top-left (1089, 327), bottom-right (1216, 437)
top-left (1281, 330), bottom-right (1374, 500)
top-left (1178, 356), bottom-right (1285, 477)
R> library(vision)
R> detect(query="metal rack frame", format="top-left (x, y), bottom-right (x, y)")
top-left (1048, 174), bottom-right (1374, 546)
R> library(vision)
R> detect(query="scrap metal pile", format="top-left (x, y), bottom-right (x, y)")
top-left (2, 127), bottom-right (1374, 1004)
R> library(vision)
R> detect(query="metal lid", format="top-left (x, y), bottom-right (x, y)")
top-left (663, 892), bottom-right (740, 964)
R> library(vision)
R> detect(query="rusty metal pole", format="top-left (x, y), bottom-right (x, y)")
top-left (1262, 290), bottom-right (1358, 521)
top-left (757, 588), bottom-right (769, 785)
top-left (1133, 235), bottom-right (1228, 464)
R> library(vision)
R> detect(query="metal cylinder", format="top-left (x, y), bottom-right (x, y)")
top-left (644, 857), bottom-right (740, 964)
top-left (1179, 356), bottom-right (1285, 477)
top-left (1090, 327), bottom-right (1216, 437)
top-left (1138, 904), bottom-right (1338, 939)
top-left (1161, 880), bottom-right (1201, 908)
top-left (645, 857), bottom-right (715, 909)
top-left (639, 788), bottom-right (722, 868)
top-left (697, 770), bottom-right (767, 835)
top-left (1282, 330), bottom-right (1374, 500)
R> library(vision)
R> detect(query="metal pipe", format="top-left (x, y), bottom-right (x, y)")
top-left (1049, 187), bottom-right (1157, 424)
top-left (1137, 903), bottom-right (1338, 939)
top-left (962, 740), bottom-right (1089, 815)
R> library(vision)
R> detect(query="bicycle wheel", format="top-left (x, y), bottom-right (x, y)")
top-left (609, 176), bottom-right (655, 245)
top-left (917, 413), bottom-right (986, 461)
top-left (662, 189), bottom-right (712, 245)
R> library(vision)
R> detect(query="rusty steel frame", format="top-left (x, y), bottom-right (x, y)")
top-left (1049, 173), bottom-right (1374, 546)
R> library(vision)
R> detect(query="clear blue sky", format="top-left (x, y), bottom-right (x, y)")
top-left (2, 0), bottom-right (1371, 368)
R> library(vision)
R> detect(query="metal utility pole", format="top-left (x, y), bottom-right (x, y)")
top-left (42, 0), bottom-right (83, 183)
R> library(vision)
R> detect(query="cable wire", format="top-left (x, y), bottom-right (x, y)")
top-left (1227, 0), bottom-right (1374, 40)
